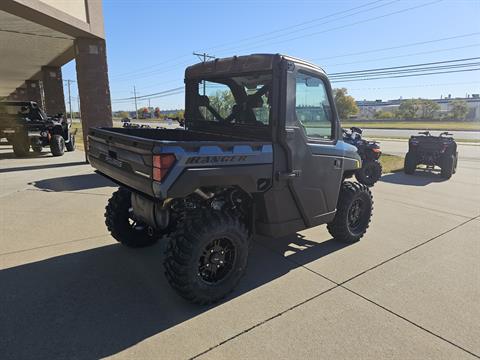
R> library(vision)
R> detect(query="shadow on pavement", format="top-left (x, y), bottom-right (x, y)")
top-left (29, 173), bottom-right (115, 191)
top-left (0, 234), bottom-right (348, 359)
top-left (0, 161), bottom-right (88, 173)
top-left (381, 169), bottom-right (447, 186)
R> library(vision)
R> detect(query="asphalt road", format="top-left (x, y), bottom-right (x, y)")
top-left (0, 144), bottom-right (479, 359)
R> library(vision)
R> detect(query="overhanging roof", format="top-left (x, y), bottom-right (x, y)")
top-left (0, 0), bottom-right (105, 97)
top-left (0, 10), bottom-right (74, 96)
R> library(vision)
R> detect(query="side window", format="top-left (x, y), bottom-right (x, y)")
top-left (294, 72), bottom-right (333, 140)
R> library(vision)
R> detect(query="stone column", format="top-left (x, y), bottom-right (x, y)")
top-left (74, 37), bottom-right (112, 153)
top-left (42, 66), bottom-right (66, 115)
top-left (25, 80), bottom-right (42, 104)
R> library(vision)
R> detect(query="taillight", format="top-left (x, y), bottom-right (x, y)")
top-left (152, 154), bottom-right (176, 182)
top-left (372, 148), bottom-right (381, 153)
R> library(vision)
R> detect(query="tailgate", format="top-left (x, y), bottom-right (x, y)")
top-left (88, 128), bottom-right (155, 197)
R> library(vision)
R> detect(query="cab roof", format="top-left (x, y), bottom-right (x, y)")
top-left (185, 53), bottom-right (326, 79)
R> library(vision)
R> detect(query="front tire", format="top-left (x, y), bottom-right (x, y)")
top-left (404, 152), bottom-right (416, 175)
top-left (164, 211), bottom-right (249, 304)
top-left (327, 182), bottom-right (373, 243)
top-left (65, 134), bottom-right (76, 152)
top-left (105, 187), bottom-right (158, 248)
top-left (355, 160), bottom-right (382, 186)
top-left (50, 134), bottom-right (65, 156)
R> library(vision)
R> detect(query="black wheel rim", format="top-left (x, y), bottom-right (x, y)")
top-left (127, 207), bottom-right (148, 234)
top-left (347, 198), bottom-right (366, 233)
top-left (198, 238), bottom-right (236, 284)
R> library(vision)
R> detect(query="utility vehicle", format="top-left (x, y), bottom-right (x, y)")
top-left (404, 131), bottom-right (458, 179)
top-left (0, 101), bottom-right (75, 157)
top-left (342, 126), bottom-right (382, 186)
top-left (88, 54), bottom-right (374, 304)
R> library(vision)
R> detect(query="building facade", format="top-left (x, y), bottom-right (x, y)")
top-left (0, 0), bottom-right (112, 150)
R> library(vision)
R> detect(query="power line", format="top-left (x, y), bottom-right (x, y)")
top-left (312, 32), bottom-right (480, 61)
top-left (110, 0), bottom-right (408, 82)
top-left (324, 43), bottom-right (480, 68)
top-left (109, 0), bottom-right (386, 79)
top-left (331, 67), bottom-right (480, 83)
top-left (205, 0), bottom-right (400, 55)
top-left (213, 0), bottom-right (444, 58)
top-left (329, 57), bottom-right (480, 77)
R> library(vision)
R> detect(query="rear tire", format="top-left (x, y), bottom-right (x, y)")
top-left (164, 211), bottom-right (249, 304)
top-left (404, 152), bottom-right (416, 175)
top-left (327, 182), bottom-right (373, 243)
top-left (355, 160), bottom-right (382, 186)
top-left (452, 153), bottom-right (458, 174)
top-left (440, 154), bottom-right (455, 179)
top-left (65, 134), bottom-right (76, 152)
top-left (12, 135), bottom-right (30, 157)
top-left (50, 134), bottom-right (65, 156)
top-left (105, 187), bottom-right (158, 248)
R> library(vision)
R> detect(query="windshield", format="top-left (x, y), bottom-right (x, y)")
top-left (189, 73), bottom-right (272, 127)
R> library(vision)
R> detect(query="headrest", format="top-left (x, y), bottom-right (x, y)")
top-left (246, 95), bottom-right (263, 109)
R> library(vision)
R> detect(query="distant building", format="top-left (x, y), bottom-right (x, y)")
top-left (356, 97), bottom-right (480, 120)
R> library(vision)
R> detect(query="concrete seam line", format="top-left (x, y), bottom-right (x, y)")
top-left (341, 285), bottom-right (480, 358)
top-left (189, 284), bottom-right (339, 360)
top-left (380, 197), bottom-right (473, 220)
top-left (340, 215), bottom-right (479, 285)
top-left (0, 234), bottom-right (109, 257)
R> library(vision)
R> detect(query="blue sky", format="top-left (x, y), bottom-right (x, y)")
top-left (62, 0), bottom-right (480, 111)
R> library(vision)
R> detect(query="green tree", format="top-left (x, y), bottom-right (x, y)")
top-left (419, 99), bottom-right (440, 119)
top-left (208, 90), bottom-right (235, 119)
top-left (333, 88), bottom-right (359, 120)
top-left (397, 99), bottom-right (421, 119)
top-left (450, 100), bottom-right (469, 120)
top-left (374, 110), bottom-right (395, 119)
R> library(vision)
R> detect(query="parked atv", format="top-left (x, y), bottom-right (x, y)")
top-left (88, 54), bottom-right (374, 305)
top-left (404, 131), bottom-right (458, 179)
top-left (0, 101), bottom-right (76, 157)
top-left (343, 127), bottom-right (382, 186)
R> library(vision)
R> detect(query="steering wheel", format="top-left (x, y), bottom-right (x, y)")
top-left (440, 131), bottom-right (452, 137)
top-left (418, 131), bottom-right (431, 136)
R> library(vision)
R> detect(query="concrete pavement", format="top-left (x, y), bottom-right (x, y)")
top-left (0, 143), bottom-right (479, 359)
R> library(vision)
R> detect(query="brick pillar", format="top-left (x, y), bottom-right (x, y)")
top-left (16, 87), bottom-right (27, 101)
top-left (7, 92), bottom-right (18, 101)
top-left (42, 66), bottom-right (66, 115)
top-left (25, 80), bottom-right (42, 104)
top-left (74, 37), bottom-right (112, 153)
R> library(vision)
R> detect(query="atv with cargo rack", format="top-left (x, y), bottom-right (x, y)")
top-left (89, 54), bottom-right (374, 304)
top-left (404, 131), bottom-right (458, 179)
top-left (0, 101), bottom-right (75, 157)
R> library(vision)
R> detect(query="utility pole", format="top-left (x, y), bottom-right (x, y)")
top-left (66, 79), bottom-right (73, 120)
top-left (193, 52), bottom-right (215, 96)
top-left (133, 85), bottom-right (139, 119)
top-left (77, 96), bottom-right (81, 120)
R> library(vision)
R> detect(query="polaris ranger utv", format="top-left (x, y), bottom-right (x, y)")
top-left (404, 131), bottom-right (458, 179)
top-left (0, 101), bottom-right (75, 157)
top-left (88, 54), bottom-right (373, 304)
top-left (342, 126), bottom-right (382, 186)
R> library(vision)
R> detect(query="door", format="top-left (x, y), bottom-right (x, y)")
top-left (281, 66), bottom-right (344, 227)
